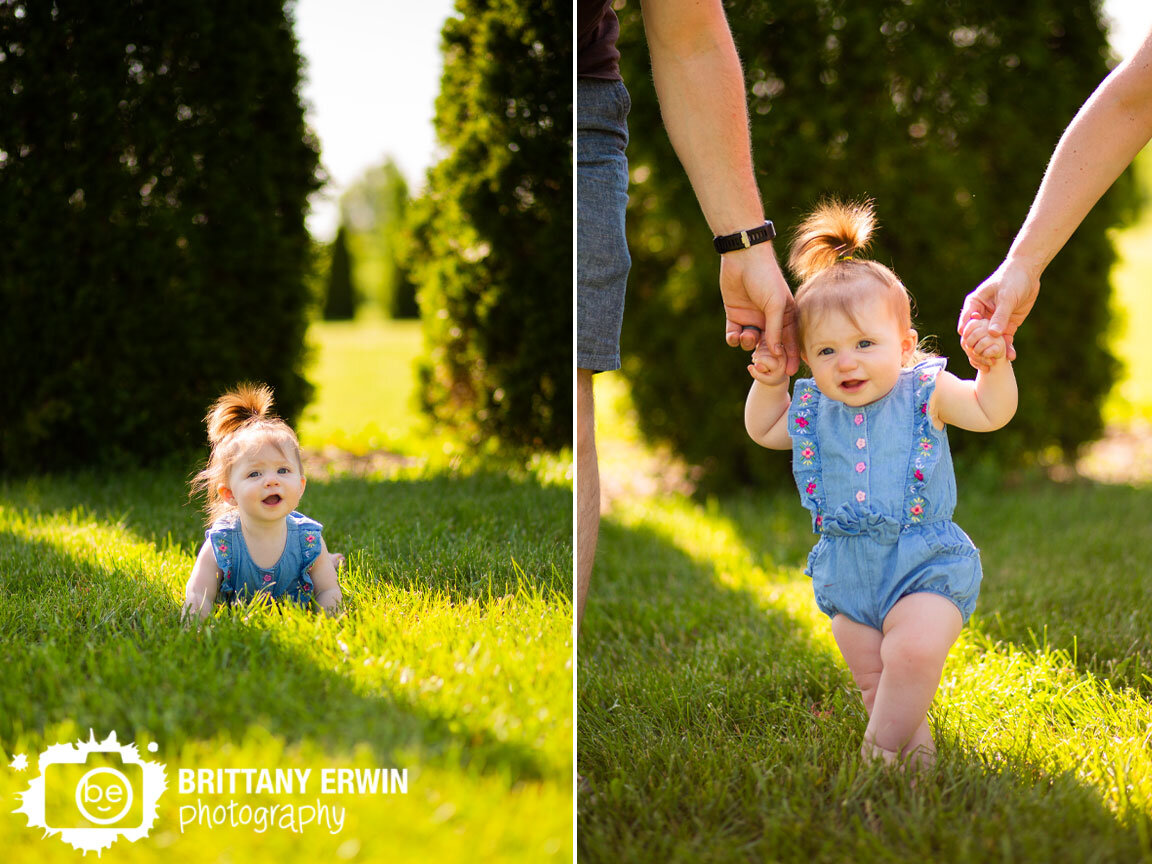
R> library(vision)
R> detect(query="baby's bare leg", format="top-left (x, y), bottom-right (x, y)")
top-left (831, 614), bottom-right (884, 715)
top-left (830, 614), bottom-right (892, 760)
top-left (866, 593), bottom-right (963, 762)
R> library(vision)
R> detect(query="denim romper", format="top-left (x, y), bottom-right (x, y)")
top-left (788, 357), bottom-right (981, 630)
top-left (205, 511), bottom-right (322, 605)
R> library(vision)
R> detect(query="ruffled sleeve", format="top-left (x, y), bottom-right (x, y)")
top-left (787, 378), bottom-right (825, 531)
top-left (905, 357), bottom-right (948, 523)
top-left (205, 515), bottom-right (238, 596)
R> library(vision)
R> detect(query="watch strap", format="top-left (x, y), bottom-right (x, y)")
top-left (713, 221), bottom-right (776, 254)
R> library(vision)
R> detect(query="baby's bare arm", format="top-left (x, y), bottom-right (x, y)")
top-left (309, 538), bottom-right (344, 615)
top-left (745, 342), bottom-right (793, 449)
top-left (182, 541), bottom-right (220, 622)
top-left (931, 341), bottom-right (1017, 433)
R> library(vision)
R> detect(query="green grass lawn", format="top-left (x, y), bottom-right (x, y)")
top-left (0, 320), bottom-right (573, 862)
top-left (298, 319), bottom-right (427, 455)
top-left (579, 463), bottom-right (1152, 862)
top-left (580, 228), bottom-right (1152, 864)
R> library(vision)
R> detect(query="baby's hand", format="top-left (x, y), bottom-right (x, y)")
top-left (748, 340), bottom-right (789, 386)
top-left (961, 313), bottom-right (1009, 363)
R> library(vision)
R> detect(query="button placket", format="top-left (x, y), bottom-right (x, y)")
top-left (854, 411), bottom-right (868, 501)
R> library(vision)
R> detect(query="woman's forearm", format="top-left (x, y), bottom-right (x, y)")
top-left (1008, 32), bottom-right (1152, 278)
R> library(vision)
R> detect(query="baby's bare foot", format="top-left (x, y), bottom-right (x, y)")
top-left (860, 740), bottom-right (899, 765)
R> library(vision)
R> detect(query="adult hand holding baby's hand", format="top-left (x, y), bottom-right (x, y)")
top-left (961, 314), bottom-right (1010, 366)
top-left (748, 339), bottom-right (789, 387)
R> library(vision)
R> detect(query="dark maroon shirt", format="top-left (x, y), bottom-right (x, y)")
top-left (578, 0), bottom-right (621, 80)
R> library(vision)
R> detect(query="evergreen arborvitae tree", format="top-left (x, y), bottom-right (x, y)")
top-left (615, 0), bottom-right (1136, 490)
top-left (323, 225), bottom-right (357, 320)
top-left (411, 0), bottom-right (571, 450)
top-left (0, 1), bottom-right (320, 472)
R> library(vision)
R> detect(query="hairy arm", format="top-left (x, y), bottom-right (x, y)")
top-left (640, 0), bottom-right (799, 369)
top-left (182, 541), bottom-right (221, 622)
top-left (309, 538), bottom-right (343, 615)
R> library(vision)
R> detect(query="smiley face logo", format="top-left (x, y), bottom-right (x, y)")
top-left (75, 767), bottom-right (134, 825)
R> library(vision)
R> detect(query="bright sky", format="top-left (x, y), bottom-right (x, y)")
top-left (292, 0), bottom-right (456, 241)
top-left (1103, 0), bottom-right (1152, 60)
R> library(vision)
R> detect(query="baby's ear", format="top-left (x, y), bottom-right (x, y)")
top-left (217, 484), bottom-right (235, 505)
top-left (902, 328), bottom-right (919, 360)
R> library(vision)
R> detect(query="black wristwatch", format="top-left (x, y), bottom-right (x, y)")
top-left (713, 221), bottom-right (776, 254)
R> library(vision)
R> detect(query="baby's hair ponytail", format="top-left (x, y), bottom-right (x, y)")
top-left (789, 196), bottom-right (935, 368)
top-left (788, 198), bottom-right (876, 283)
top-left (190, 382), bottom-right (303, 525)
top-left (205, 382), bottom-right (276, 445)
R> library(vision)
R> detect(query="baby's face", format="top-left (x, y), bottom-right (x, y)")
top-left (802, 294), bottom-right (917, 407)
top-left (221, 439), bottom-right (306, 526)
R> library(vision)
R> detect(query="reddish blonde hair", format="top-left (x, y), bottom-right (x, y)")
top-left (189, 383), bottom-right (303, 524)
top-left (789, 198), bottom-right (932, 366)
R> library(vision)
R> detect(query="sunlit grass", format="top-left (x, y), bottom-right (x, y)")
top-left (579, 481), bottom-right (1152, 862)
top-left (0, 318), bottom-right (573, 863)
top-left (298, 319), bottom-right (428, 455)
top-left (582, 337), bottom-right (1152, 861)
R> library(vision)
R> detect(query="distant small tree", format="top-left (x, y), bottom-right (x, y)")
top-left (411, 0), bottom-right (571, 450)
top-left (342, 158), bottom-right (418, 319)
top-left (323, 225), bottom-right (357, 320)
top-left (382, 168), bottom-right (419, 320)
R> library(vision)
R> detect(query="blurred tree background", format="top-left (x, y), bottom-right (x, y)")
top-left (0, 0), bottom-right (319, 471)
top-left (0, 0), bottom-right (574, 473)
top-left (410, 0), bottom-right (572, 451)
top-left (615, 0), bottom-right (1137, 490)
top-left (338, 157), bottom-right (419, 320)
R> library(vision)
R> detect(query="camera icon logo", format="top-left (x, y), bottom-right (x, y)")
top-left (13, 730), bottom-right (166, 853)
top-left (75, 766), bottom-right (135, 826)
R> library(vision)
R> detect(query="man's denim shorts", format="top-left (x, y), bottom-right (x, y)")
top-left (577, 77), bottom-right (631, 373)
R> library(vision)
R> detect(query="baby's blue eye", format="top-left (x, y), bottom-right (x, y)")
top-left (817, 347), bottom-right (834, 356)
top-left (247, 470), bottom-right (260, 478)
top-left (278, 467), bottom-right (291, 474)
top-left (857, 340), bottom-right (874, 349)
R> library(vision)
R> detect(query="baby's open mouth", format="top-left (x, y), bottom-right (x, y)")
top-left (262, 494), bottom-right (282, 505)
top-left (841, 379), bottom-right (865, 391)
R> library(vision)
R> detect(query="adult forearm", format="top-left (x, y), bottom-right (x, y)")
top-left (1008, 38), bottom-right (1152, 278)
top-left (642, 0), bottom-right (763, 234)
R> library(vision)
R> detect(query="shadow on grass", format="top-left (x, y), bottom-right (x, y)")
top-left (0, 466), bottom-right (572, 603)
top-left (0, 515), bottom-right (560, 784)
top-left (717, 475), bottom-right (1152, 694)
top-left (578, 504), bottom-right (1151, 862)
